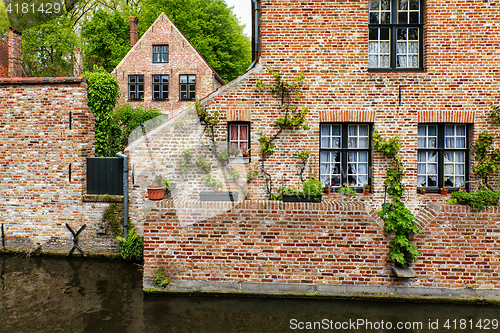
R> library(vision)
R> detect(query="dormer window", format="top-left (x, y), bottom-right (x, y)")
top-left (153, 45), bottom-right (169, 63)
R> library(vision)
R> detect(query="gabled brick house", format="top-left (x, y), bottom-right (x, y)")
top-left (199, 0), bottom-right (500, 201)
top-left (136, 0), bottom-right (500, 297)
top-left (112, 13), bottom-right (224, 118)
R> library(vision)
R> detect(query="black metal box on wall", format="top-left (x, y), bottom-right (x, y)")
top-left (86, 157), bottom-right (124, 195)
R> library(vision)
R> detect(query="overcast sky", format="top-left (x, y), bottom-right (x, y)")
top-left (224, 0), bottom-right (252, 37)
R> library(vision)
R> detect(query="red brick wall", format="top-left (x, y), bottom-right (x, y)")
top-left (112, 13), bottom-right (223, 118)
top-left (0, 77), bottom-right (118, 254)
top-left (143, 200), bottom-right (500, 290)
top-left (194, 0), bottom-right (500, 204)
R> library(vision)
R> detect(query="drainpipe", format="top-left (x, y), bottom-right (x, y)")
top-left (116, 152), bottom-right (129, 238)
top-left (250, 0), bottom-right (259, 66)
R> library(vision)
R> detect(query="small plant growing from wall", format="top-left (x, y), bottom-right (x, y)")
top-left (116, 226), bottom-right (143, 262)
top-left (297, 150), bottom-right (311, 182)
top-left (255, 68), bottom-right (309, 198)
top-left (153, 265), bottom-right (170, 286)
top-left (373, 130), bottom-right (421, 268)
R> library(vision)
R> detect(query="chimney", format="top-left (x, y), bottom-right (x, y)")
top-left (128, 17), bottom-right (138, 48)
top-left (8, 27), bottom-right (23, 78)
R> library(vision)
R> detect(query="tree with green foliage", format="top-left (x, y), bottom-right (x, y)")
top-left (83, 66), bottom-right (120, 157)
top-left (81, 10), bottom-right (131, 72)
top-left (22, 16), bottom-right (78, 77)
top-left (139, 0), bottom-right (251, 82)
top-left (0, 2), bottom-right (9, 38)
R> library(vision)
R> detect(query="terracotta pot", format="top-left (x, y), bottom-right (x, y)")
top-left (364, 189), bottom-right (370, 195)
top-left (147, 186), bottom-right (166, 200)
top-left (324, 188), bottom-right (331, 195)
top-left (214, 188), bottom-right (222, 194)
top-left (440, 189), bottom-right (448, 195)
top-left (419, 189), bottom-right (426, 195)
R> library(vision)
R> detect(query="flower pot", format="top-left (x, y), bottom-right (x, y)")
top-left (440, 189), bottom-right (448, 195)
top-left (364, 189), bottom-right (370, 195)
top-left (324, 188), bottom-right (331, 195)
top-left (419, 189), bottom-right (426, 195)
top-left (147, 186), bottom-right (166, 200)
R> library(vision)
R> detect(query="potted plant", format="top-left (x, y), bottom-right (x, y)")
top-left (323, 184), bottom-right (332, 195)
top-left (363, 184), bottom-right (370, 195)
top-left (440, 187), bottom-right (448, 195)
top-left (419, 188), bottom-right (426, 195)
top-left (241, 149), bottom-right (250, 157)
top-left (147, 175), bottom-right (166, 200)
top-left (337, 186), bottom-right (356, 201)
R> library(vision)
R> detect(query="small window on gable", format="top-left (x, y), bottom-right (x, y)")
top-left (368, 0), bottom-right (423, 71)
top-left (228, 123), bottom-right (250, 159)
top-left (153, 45), bottom-right (169, 63)
top-left (128, 75), bottom-right (144, 101)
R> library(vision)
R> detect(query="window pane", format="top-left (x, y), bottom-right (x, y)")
top-left (380, 28), bottom-right (390, 40)
top-left (398, 12), bottom-right (408, 23)
top-left (381, 0), bottom-right (390, 10)
top-left (381, 55), bottom-right (390, 67)
top-left (409, 28), bottom-right (419, 40)
top-left (240, 125), bottom-right (248, 141)
top-left (359, 151), bottom-right (368, 162)
top-left (410, 0), bottom-right (419, 10)
top-left (369, 0), bottom-right (379, 11)
top-left (381, 12), bottom-right (390, 24)
top-left (321, 124), bottom-right (330, 136)
top-left (332, 125), bottom-right (341, 136)
top-left (180, 76), bottom-right (187, 83)
top-left (410, 12), bottom-right (419, 23)
top-left (397, 55), bottom-right (407, 67)
top-left (321, 137), bottom-right (330, 148)
top-left (399, 0), bottom-right (408, 10)
top-left (370, 12), bottom-right (379, 24)
top-left (369, 29), bottom-right (378, 41)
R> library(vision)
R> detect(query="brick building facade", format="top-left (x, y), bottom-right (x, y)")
top-left (0, 77), bottom-right (118, 255)
top-left (112, 13), bottom-right (224, 118)
top-left (134, 0), bottom-right (500, 298)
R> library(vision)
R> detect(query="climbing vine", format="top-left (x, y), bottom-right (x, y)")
top-left (471, 105), bottom-right (500, 190)
top-left (373, 130), bottom-right (421, 267)
top-left (84, 66), bottom-right (120, 157)
top-left (255, 68), bottom-right (309, 198)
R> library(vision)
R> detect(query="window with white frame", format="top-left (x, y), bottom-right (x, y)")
top-left (128, 75), bottom-right (144, 100)
top-left (320, 124), bottom-right (371, 189)
top-left (417, 124), bottom-right (469, 191)
top-left (368, 0), bottom-right (423, 70)
top-left (152, 75), bottom-right (169, 100)
top-left (228, 123), bottom-right (249, 156)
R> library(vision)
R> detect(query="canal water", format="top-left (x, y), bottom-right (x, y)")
top-left (1, 254), bottom-right (498, 333)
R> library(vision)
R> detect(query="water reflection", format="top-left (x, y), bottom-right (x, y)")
top-left (0, 254), bottom-right (498, 333)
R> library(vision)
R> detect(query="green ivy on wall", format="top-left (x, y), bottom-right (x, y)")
top-left (373, 130), bottom-right (421, 268)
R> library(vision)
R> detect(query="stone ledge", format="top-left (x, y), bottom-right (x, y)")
top-left (143, 279), bottom-right (500, 303)
top-left (83, 194), bottom-right (124, 203)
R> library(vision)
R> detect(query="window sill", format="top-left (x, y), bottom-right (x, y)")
top-left (152, 99), bottom-right (169, 101)
top-left (229, 157), bottom-right (250, 164)
top-left (368, 68), bottom-right (425, 73)
top-left (128, 99), bottom-right (144, 102)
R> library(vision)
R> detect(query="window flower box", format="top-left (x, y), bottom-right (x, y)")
top-left (282, 194), bottom-right (322, 203)
top-left (199, 191), bottom-right (239, 202)
top-left (228, 156), bottom-right (250, 164)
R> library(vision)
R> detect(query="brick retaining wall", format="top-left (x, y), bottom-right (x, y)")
top-left (0, 77), bottom-right (119, 255)
top-left (143, 199), bottom-right (500, 300)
